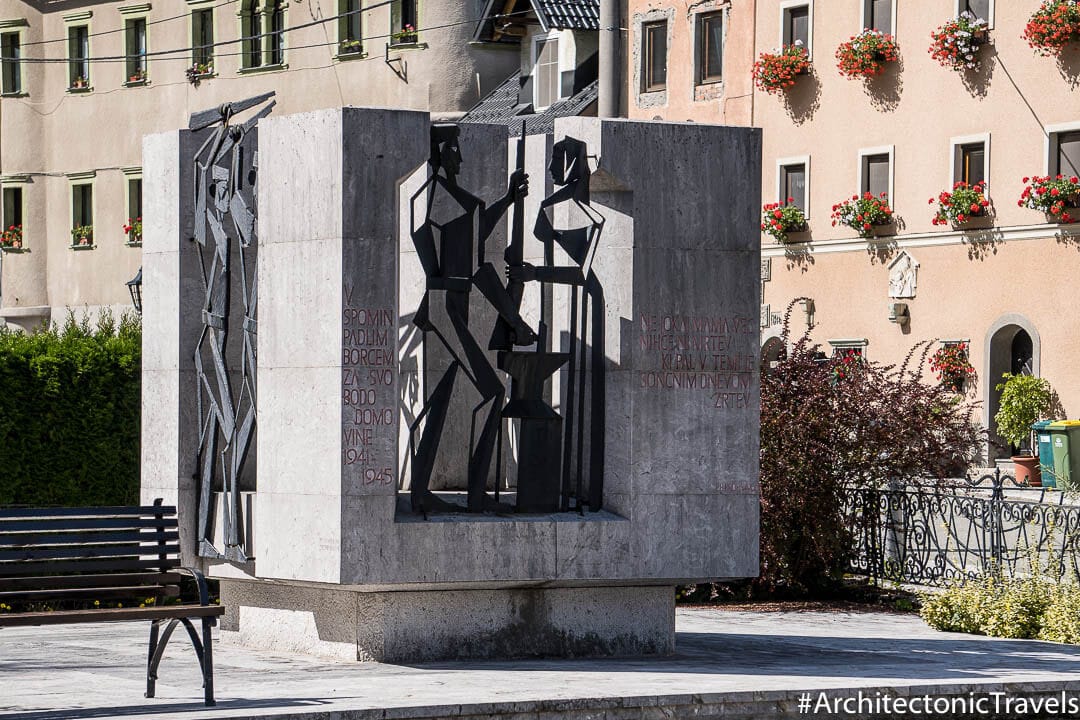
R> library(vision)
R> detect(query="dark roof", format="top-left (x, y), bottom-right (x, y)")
top-left (473, 0), bottom-right (599, 43)
top-left (460, 71), bottom-right (598, 136)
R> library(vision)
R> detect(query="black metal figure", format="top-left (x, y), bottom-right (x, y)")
top-left (190, 93), bottom-right (275, 560)
top-left (407, 124), bottom-right (535, 513)
top-left (508, 136), bottom-right (606, 512)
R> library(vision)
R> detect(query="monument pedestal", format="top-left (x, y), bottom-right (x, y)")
top-left (219, 579), bottom-right (674, 662)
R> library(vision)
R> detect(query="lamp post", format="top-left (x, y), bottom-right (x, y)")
top-left (127, 267), bottom-right (142, 314)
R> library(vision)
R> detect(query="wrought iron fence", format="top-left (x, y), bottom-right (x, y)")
top-left (848, 470), bottom-right (1080, 587)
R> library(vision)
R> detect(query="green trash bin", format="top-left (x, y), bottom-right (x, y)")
top-left (1047, 421), bottom-right (1080, 491)
top-left (1034, 420), bottom-right (1056, 488)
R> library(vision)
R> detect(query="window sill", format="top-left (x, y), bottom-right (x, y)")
top-left (67, 86), bottom-right (93, 94)
top-left (696, 77), bottom-right (722, 87)
top-left (124, 79), bottom-right (149, 87)
top-left (1, 91), bottom-right (28, 98)
top-left (388, 40), bottom-right (426, 50)
top-left (0, 246), bottom-right (27, 253)
top-left (188, 72), bottom-right (216, 81)
top-left (641, 86), bottom-right (666, 94)
top-left (125, 239), bottom-right (143, 247)
top-left (70, 243), bottom-right (96, 251)
top-left (335, 50), bottom-right (367, 61)
top-left (237, 63), bottom-right (288, 75)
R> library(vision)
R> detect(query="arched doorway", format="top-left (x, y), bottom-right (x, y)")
top-left (985, 315), bottom-right (1040, 460)
top-left (761, 336), bottom-right (785, 374)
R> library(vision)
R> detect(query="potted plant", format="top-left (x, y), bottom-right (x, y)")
top-left (70, 76), bottom-right (88, 90)
top-left (930, 342), bottom-right (976, 393)
top-left (929, 12), bottom-right (990, 71)
top-left (123, 217), bottom-right (142, 244)
top-left (128, 69), bottom-right (146, 83)
top-left (71, 225), bottom-right (93, 246)
top-left (186, 62), bottom-right (213, 84)
top-left (0, 224), bottom-right (22, 250)
top-left (831, 192), bottom-right (894, 237)
top-left (836, 29), bottom-right (900, 78)
top-left (752, 43), bottom-right (811, 94)
top-left (339, 38), bottom-right (363, 54)
top-left (391, 23), bottom-right (418, 44)
top-left (1019, 174), bottom-right (1080, 223)
top-left (1023, 0), bottom-right (1080, 57)
top-left (761, 200), bottom-right (808, 243)
top-left (930, 181), bottom-right (991, 227)
top-left (994, 373), bottom-right (1055, 486)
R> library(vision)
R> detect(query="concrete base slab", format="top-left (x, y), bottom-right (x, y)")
top-left (219, 579), bottom-right (674, 662)
top-left (5, 609), bottom-right (1080, 719)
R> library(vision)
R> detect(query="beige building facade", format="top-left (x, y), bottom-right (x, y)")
top-left (627, 0), bottom-right (1080, 462)
top-left (0, 0), bottom-right (516, 330)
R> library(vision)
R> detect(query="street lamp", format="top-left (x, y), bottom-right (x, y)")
top-left (127, 267), bottom-right (142, 314)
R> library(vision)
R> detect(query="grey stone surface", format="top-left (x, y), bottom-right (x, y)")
top-left (6, 609), bottom-right (1080, 719)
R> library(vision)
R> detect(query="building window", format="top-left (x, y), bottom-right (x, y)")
top-left (391, 0), bottom-right (418, 44)
top-left (1, 32), bottom-right (21, 95)
top-left (1052, 130), bottom-right (1080, 178)
top-left (241, 0), bottom-right (261, 68)
top-left (861, 152), bottom-right (891, 198)
top-left (642, 21), bottom-right (667, 92)
top-left (68, 25), bottom-right (89, 89)
top-left (192, 8), bottom-right (214, 70)
top-left (780, 163), bottom-right (807, 212)
top-left (863, 0), bottom-right (893, 34)
top-left (782, 3), bottom-right (810, 49)
top-left (339, 0), bottom-right (362, 53)
top-left (960, 0), bottom-right (992, 25)
top-left (71, 183), bottom-right (93, 245)
top-left (957, 142), bottom-right (986, 186)
top-left (124, 173), bottom-right (142, 244)
top-left (268, 0), bottom-right (285, 65)
top-left (533, 35), bottom-right (561, 110)
top-left (2, 186), bottom-right (23, 233)
top-left (696, 12), bottom-right (723, 84)
top-left (829, 339), bottom-right (868, 360)
top-left (125, 18), bottom-right (147, 82)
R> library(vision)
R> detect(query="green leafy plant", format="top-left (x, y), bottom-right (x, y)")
top-left (71, 225), bottom-right (93, 245)
top-left (390, 23), bottom-right (418, 44)
top-left (752, 44), bottom-right (811, 94)
top-left (1019, 174), bottom-right (1080, 223)
top-left (930, 181), bottom-right (990, 226)
top-left (929, 342), bottom-right (975, 391)
top-left (929, 12), bottom-right (990, 71)
top-left (123, 217), bottom-right (142, 242)
top-left (1, 224), bottom-right (22, 249)
top-left (761, 200), bottom-right (808, 243)
top-left (831, 192), bottom-right (894, 237)
top-left (1023, 0), bottom-right (1080, 57)
top-left (0, 311), bottom-right (141, 507)
top-left (339, 39), bottom-right (362, 54)
top-left (994, 373), bottom-right (1054, 452)
top-left (836, 29), bottom-right (899, 78)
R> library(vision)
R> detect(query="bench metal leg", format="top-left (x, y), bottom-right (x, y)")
top-left (202, 616), bottom-right (216, 706)
top-left (145, 620), bottom-right (161, 698)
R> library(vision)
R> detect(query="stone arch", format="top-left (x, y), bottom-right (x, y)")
top-left (761, 329), bottom-right (785, 374)
top-left (983, 313), bottom-right (1041, 460)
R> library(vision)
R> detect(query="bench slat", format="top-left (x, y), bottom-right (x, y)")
top-left (0, 543), bottom-right (180, 562)
top-left (0, 506), bottom-right (177, 519)
top-left (0, 585), bottom-right (180, 601)
top-left (0, 604), bottom-right (223, 627)
top-left (0, 530), bottom-right (179, 547)
top-left (0, 517), bottom-right (178, 533)
top-left (0, 558), bottom-right (180, 576)
top-left (0, 572), bottom-right (182, 591)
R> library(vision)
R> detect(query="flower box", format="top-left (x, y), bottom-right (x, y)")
top-left (1, 224), bottom-right (23, 250)
top-left (123, 217), bottom-right (142, 245)
top-left (836, 29), bottom-right (899, 78)
top-left (930, 181), bottom-right (991, 227)
top-left (930, 342), bottom-right (975, 393)
top-left (929, 13), bottom-right (991, 71)
top-left (831, 192), bottom-right (895, 238)
top-left (1019, 174), bottom-right (1080, 224)
top-left (71, 225), bottom-right (93, 248)
top-left (390, 25), bottom-right (418, 45)
top-left (339, 39), bottom-right (363, 55)
top-left (752, 44), bottom-right (812, 94)
top-left (761, 201), bottom-right (809, 244)
top-left (1023, 0), bottom-right (1080, 57)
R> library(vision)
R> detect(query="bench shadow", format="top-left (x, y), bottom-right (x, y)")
top-left (0, 698), bottom-right (331, 720)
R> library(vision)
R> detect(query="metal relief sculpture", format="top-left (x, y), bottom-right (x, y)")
top-left (190, 93), bottom-right (275, 560)
top-left (408, 125), bottom-right (606, 515)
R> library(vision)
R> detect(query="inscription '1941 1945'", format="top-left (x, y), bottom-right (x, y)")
top-left (342, 282), bottom-right (395, 486)
top-left (637, 313), bottom-right (757, 409)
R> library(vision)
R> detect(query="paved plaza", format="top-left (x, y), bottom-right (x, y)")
top-left (3, 608), bottom-right (1080, 719)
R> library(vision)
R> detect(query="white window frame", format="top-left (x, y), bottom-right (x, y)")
top-left (949, 132), bottom-right (990, 193)
top-left (779, 0), bottom-right (814, 58)
top-left (0, 20), bottom-right (27, 97)
top-left (828, 338), bottom-right (869, 359)
top-left (776, 154), bottom-right (811, 218)
top-left (122, 167), bottom-right (142, 246)
top-left (67, 171), bottom-right (96, 249)
top-left (860, 0), bottom-right (896, 36)
top-left (531, 30), bottom-right (563, 111)
top-left (857, 145), bottom-right (894, 202)
top-left (1045, 121), bottom-right (1080, 177)
top-left (186, 0), bottom-right (216, 73)
top-left (955, 0), bottom-right (994, 29)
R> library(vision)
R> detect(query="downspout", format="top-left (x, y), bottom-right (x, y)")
top-left (598, 0), bottom-right (621, 117)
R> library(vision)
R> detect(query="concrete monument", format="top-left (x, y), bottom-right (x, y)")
top-left (142, 106), bottom-right (762, 662)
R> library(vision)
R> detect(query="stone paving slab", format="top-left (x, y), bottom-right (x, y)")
top-left (3, 609), bottom-right (1080, 719)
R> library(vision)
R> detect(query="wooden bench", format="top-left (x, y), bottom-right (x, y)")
top-left (0, 500), bottom-right (224, 706)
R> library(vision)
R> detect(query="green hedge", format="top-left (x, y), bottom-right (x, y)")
top-left (0, 311), bottom-right (141, 507)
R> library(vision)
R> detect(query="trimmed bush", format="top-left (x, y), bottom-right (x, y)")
top-left (0, 311), bottom-right (141, 507)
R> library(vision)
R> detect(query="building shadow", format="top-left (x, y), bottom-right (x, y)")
top-left (961, 45), bottom-right (996, 98)
top-left (783, 68), bottom-right (822, 125)
top-left (0, 698), bottom-right (330, 720)
top-left (962, 227), bottom-right (1005, 261)
top-left (1057, 48), bottom-right (1080, 90)
top-left (783, 242), bottom-right (815, 273)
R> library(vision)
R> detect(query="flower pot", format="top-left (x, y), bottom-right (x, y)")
top-left (1012, 455), bottom-right (1042, 487)
top-left (79, 237), bottom-right (89, 246)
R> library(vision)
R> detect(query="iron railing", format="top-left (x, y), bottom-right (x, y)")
top-left (848, 470), bottom-right (1080, 587)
